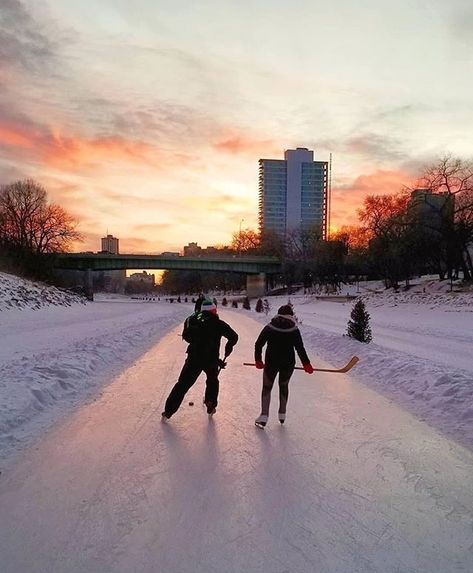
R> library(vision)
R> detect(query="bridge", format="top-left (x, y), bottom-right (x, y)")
top-left (54, 253), bottom-right (283, 297)
top-left (54, 253), bottom-right (282, 274)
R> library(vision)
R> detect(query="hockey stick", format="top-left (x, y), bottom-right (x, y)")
top-left (243, 356), bottom-right (359, 374)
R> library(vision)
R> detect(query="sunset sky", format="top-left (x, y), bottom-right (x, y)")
top-left (1, 0), bottom-right (472, 253)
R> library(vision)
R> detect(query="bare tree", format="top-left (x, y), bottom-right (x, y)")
top-left (0, 179), bottom-right (82, 254)
top-left (415, 156), bottom-right (473, 280)
top-left (358, 191), bottom-right (412, 287)
top-left (230, 228), bottom-right (260, 254)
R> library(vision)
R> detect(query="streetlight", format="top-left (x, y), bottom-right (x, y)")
top-left (239, 218), bottom-right (244, 257)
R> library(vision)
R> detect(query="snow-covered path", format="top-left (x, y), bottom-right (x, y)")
top-left (1, 311), bottom-right (473, 573)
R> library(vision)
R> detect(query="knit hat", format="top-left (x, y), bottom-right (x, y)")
top-left (277, 304), bottom-right (294, 316)
top-left (201, 299), bottom-right (217, 313)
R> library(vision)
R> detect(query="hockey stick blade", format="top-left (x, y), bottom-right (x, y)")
top-left (243, 356), bottom-right (359, 374)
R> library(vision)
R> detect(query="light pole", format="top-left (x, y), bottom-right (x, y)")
top-left (239, 218), bottom-right (244, 257)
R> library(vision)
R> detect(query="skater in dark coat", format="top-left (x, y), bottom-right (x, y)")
top-left (162, 299), bottom-right (238, 419)
top-left (194, 293), bottom-right (205, 313)
top-left (254, 304), bottom-right (313, 427)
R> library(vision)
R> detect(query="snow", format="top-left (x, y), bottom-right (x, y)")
top-left (0, 270), bottom-right (88, 311)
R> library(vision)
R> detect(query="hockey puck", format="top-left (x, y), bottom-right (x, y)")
top-left (188, 401), bottom-right (194, 406)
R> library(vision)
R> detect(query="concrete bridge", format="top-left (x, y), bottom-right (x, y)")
top-left (54, 253), bottom-right (283, 297)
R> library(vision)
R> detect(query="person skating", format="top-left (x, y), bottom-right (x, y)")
top-left (254, 304), bottom-right (314, 427)
top-left (194, 293), bottom-right (205, 313)
top-left (162, 299), bottom-right (238, 419)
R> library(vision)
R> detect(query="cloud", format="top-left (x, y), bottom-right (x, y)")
top-left (0, 113), bottom-right (177, 172)
top-left (344, 133), bottom-right (405, 162)
top-left (317, 131), bottom-right (406, 165)
top-left (331, 169), bottom-right (413, 227)
top-left (0, 0), bottom-right (58, 73)
top-left (213, 134), bottom-right (279, 156)
top-left (449, 5), bottom-right (473, 44)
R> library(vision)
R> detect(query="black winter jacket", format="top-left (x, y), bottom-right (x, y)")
top-left (255, 314), bottom-right (310, 368)
top-left (182, 312), bottom-right (238, 363)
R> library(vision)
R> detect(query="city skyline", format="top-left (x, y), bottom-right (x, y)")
top-left (1, 1), bottom-right (472, 253)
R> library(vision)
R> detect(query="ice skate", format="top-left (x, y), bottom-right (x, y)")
top-left (205, 401), bottom-right (217, 415)
top-left (255, 414), bottom-right (268, 428)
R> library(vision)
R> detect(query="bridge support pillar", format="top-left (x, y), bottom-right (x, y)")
top-left (246, 273), bottom-right (266, 298)
top-left (84, 268), bottom-right (94, 301)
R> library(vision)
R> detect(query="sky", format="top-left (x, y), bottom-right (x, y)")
top-left (1, 0), bottom-right (472, 253)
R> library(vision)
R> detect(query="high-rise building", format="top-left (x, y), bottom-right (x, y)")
top-left (258, 148), bottom-right (328, 238)
top-left (101, 234), bottom-right (119, 254)
top-left (408, 189), bottom-right (454, 235)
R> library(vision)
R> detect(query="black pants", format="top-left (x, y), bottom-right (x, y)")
top-left (164, 356), bottom-right (219, 417)
top-left (261, 364), bottom-right (295, 416)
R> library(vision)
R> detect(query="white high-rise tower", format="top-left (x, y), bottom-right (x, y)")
top-left (258, 148), bottom-right (328, 237)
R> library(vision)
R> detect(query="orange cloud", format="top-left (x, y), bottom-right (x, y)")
top-left (0, 126), bottom-right (34, 148)
top-left (0, 119), bottom-right (166, 171)
top-left (213, 134), bottom-right (279, 156)
top-left (331, 169), bottom-right (413, 227)
top-left (43, 133), bottom-right (162, 170)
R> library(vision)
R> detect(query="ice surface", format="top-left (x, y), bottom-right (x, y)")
top-left (1, 311), bottom-right (472, 572)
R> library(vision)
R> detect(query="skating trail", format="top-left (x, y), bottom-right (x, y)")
top-left (1, 311), bottom-right (472, 573)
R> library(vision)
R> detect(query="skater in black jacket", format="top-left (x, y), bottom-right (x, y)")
top-left (162, 299), bottom-right (238, 419)
top-left (254, 304), bottom-right (313, 427)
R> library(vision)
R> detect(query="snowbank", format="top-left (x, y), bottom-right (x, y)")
top-left (0, 271), bottom-right (87, 311)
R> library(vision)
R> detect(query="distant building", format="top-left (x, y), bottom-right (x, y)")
top-left (183, 242), bottom-right (202, 257)
top-left (408, 189), bottom-right (454, 234)
top-left (128, 270), bottom-right (155, 285)
top-left (183, 243), bottom-right (227, 257)
top-left (101, 234), bottom-right (119, 254)
top-left (258, 148), bottom-right (328, 238)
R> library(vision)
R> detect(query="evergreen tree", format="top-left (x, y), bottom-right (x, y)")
top-left (243, 296), bottom-right (251, 310)
top-left (255, 298), bottom-right (263, 313)
top-left (347, 300), bottom-right (372, 343)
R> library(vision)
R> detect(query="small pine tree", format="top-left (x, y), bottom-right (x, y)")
top-left (263, 299), bottom-right (271, 315)
top-left (347, 300), bottom-right (372, 343)
top-left (255, 298), bottom-right (263, 313)
top-left (232, 300), bottom-right (238, 308)
top-left (243, 296), bottom-right (251, 310)
top-left (222, 297), bottom-right (228, 307)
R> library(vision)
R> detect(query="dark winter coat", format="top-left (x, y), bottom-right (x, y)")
top-left (194, 295), bottom-right (205, 313)
top-left (182, 311), bottom-right (238, 363)
top-left (255, 314), bottom-right (310, 368)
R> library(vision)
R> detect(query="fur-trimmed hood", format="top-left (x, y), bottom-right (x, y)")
top-left (268, 314), bottom-right (298, 333)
